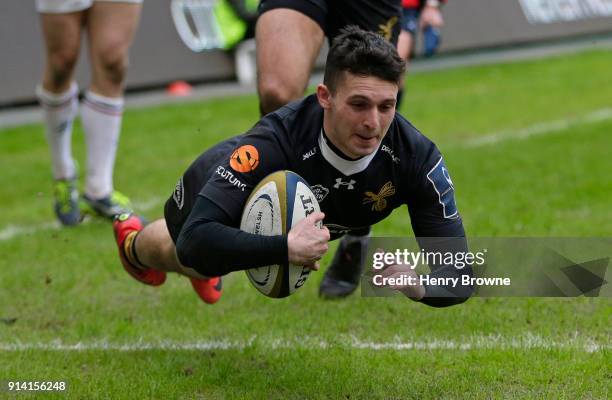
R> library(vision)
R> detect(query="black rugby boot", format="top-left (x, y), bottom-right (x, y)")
top-left (319, 234), bottom-right (369, 299)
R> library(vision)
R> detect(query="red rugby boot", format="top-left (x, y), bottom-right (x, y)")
top-left (190, 276), bottom-right (223, 304)
top-left (113, 213), bottom-right (166, 286)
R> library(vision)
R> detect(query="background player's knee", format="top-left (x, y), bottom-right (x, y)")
top-left (258, 79), bottom-right (304, 115)
top-left (46, 49), bottom-right (79, 89)
top-left (96, 45), bottom-right (129, 86)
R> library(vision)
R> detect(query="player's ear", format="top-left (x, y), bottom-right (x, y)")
top-left (316, 84), bottom-right (332, 109)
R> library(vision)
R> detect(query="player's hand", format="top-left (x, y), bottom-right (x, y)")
top-left (287, 212), bottom-right (330, 270)
top-left (420, 6), bottom-right (444, 29)
top-left (375, 248), bottom-right (425, 301)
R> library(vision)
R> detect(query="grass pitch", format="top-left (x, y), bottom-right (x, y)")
top-left (0, 50), bottom-right (611, 399)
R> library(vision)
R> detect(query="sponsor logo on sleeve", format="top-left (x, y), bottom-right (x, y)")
top-left (230, 144), bottom-right (259, 173)
top-left (363, 181), bottom-right (395, 212)
top-left (173, 177), bottom-right (184, 210)
top-left (216, 166), bottom-right (247, 191)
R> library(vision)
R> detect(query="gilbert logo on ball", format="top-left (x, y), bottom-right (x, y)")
top-left (230, 145), bottom-right (259, 173)
top-left (240, 170), bottom-right (321, 298)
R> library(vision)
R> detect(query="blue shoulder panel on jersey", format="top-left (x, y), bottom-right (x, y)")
top-left (426, 157), bottom-right (458, 219)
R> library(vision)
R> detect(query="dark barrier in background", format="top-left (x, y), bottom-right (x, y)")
top-left (1, 0), bottom-right (611, 105)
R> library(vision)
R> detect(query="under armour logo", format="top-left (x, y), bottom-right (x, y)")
top-left (333, 178), bottom-right (356, 190)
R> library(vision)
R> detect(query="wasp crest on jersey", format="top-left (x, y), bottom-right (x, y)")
top-left (363, 181), bottom-right (395, 212)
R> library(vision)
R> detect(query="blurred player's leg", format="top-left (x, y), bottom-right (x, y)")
top-left (395, 30), bottom-right (414, 107)
top-left (255, 8), bottom-right (324, 114)
top-left (396, 31), bottom-right (415, 65)
top-left (37, 10), bottom-right (86, 225)
top-left (80, 1), bottom-right (141, 218)
top-left (319, 229), bottom-right (370, 299)
top-left (395, 7), bottom-right (419, 108)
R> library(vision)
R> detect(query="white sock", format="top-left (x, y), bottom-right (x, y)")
top-left (36, 82), bottom-right (78, 180)
top-left (81, 91), bottom-right (124, 199)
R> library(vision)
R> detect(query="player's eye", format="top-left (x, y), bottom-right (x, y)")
top-left (379, 104), bottom-right (395, 112)
top-left (350, 102), bottom-right (368, 110)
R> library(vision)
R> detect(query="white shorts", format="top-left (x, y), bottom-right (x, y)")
top-left (36, 0), bottom-right (143, 14)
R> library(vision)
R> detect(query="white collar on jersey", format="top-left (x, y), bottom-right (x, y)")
top-left (318, 129), bottom-right (381, 176)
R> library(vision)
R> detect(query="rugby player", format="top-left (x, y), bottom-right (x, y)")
top-left (112, 27), bottom-right (473, 307)
top-left (36, 0), bottom-right (140, 225)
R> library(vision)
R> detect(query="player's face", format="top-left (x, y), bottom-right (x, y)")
top-left (318, 73), bottom-right (398, 159)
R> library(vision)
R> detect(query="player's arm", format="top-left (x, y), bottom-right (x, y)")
top-left (420, 0), bottom-right (445, 28)
top-left (175, 196), bottom-right (328, 276)
top-left (403, 142), bottom-right (473, 307)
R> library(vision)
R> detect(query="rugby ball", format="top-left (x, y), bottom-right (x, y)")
top-left (240, 170), bottom-right (321, 298)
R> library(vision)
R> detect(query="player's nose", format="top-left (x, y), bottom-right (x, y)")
top-left (362, 108), bottom-right (379, 131)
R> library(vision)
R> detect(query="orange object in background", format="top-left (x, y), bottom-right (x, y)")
top-left (166, 80), bottom-right (193, 96)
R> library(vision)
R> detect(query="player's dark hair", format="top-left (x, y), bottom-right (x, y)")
top-left (323, 25), bottom-right (405, 93)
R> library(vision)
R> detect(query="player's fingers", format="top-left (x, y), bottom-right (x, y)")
top-left (320, 226), bottom-right (331, 241)
top-left (305, 261), bottom-right (319, 271)
top-left (309, 212), bottom-right (325, 224)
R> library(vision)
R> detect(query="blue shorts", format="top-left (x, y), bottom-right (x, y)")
top-left (400, 8), bottom-right (420, 35)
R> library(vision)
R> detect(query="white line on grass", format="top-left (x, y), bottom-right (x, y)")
top-left (0, 335), bottom-right (608, 353)
top-left (464, 107), bottom-right (612, 147)
top-left (0, 221), bottom-right (61, 241)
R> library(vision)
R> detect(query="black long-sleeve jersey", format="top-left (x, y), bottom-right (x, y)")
top-left (164, 94), bottom-right (471, 305)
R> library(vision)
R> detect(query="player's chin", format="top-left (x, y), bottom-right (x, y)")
top-left (351, 135), bottom-right (380, 155)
